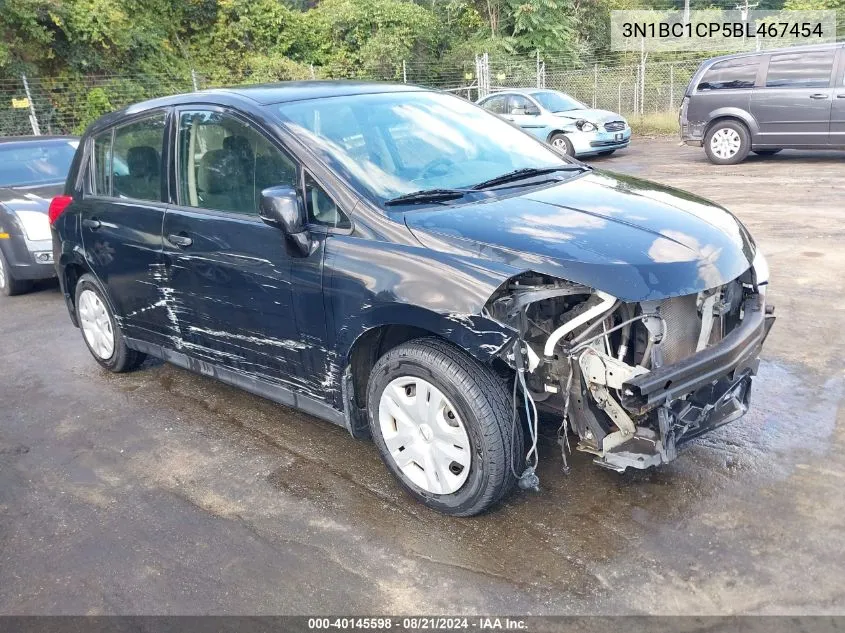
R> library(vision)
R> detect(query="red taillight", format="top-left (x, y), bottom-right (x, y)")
top-left (48, 195), bottom-right (72, 225)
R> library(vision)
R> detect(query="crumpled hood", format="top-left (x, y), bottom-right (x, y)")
top-left (403, 171), bottom-right (755, 302)
top-left (553, 108), bottom-right (625, 125)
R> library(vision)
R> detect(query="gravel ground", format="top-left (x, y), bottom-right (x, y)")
top-left (0, 138), bottom-right (843, 615)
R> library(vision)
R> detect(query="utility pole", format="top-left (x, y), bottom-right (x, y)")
top-left (735, 0), bottom-right (759, 49)
top-left (683, 0), bottom-right (690, 26)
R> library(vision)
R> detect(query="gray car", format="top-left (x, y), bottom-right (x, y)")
top-left (681, 43), bottom-right (845, 164)
top-left (0, 136), bottom-right (79, 295)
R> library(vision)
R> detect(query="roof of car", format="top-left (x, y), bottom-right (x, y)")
top-left (0, 135), bottom-right (79, 145)
top-left (210, 81), bottom-right (428, 105)
top-left (83, 81), bottom-right (431, 135)
top-left (701, 41), bottom-right (844, 66)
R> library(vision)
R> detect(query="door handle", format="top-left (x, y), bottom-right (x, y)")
top-left (837, 94), bottom-right (845, 99)
top-left (168, 234), bottom-right (193, 248)
top-left (809, 94), bottom-right (829, 99)
top-left (82, 218), bottom-right (101, 230)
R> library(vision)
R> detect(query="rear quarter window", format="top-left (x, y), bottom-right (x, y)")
top-left (697, 57), bottom-right (760, 91)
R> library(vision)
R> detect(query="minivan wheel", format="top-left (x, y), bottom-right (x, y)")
top-left (367, 337), bottom-right (522, 516)
top-left (704, 121), bottom-right (750, 165)
top-left (75, 274), bottom-right (146, 372)
top-left (0, 249), bottom-right (31, 297)
top-left (549, 133), bottom-right (574, 156)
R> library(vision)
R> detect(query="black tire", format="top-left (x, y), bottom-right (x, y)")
top-left (367, 337), bottom-right (523, 516)
top-left (753, 149), bottom-right (782, 156)
top-left (548, 132), bottom-right (575, 157)
top-left (0, 249), bottom-right (31, 297)
top-left (597, 150), bottom-right (616, 156)
top-left (74, 273), bottom-right (146, 373)
top-left (704, 120), bottom-right (751, 165)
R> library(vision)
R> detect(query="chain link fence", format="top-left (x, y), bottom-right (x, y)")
top-left (1, 52), bottom-right (709, 137)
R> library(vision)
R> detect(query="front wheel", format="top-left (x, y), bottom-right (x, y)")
top-left (549, 132), bottom-right (574, 157)
top-left (367, 338), bottom-right (522, 516)
top-left (74, 273), bottom-right (146, 372)
top-left (704, 121), bottom-right (751, 165)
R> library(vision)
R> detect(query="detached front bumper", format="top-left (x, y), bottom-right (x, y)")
top-left (595, 293), bottom-right (775, 472)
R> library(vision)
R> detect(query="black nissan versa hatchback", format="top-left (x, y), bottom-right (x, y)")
top-left (51, 82), bottom-right (774, 516)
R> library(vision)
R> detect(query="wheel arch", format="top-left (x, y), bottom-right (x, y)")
top-left (705, 110), bottom-right (757, 137)
top-left (342, 305), bottom-right (516, 412)
top-left (58, 251), bottom-right (93, 328)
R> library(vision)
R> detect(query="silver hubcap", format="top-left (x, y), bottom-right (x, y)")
top-left (78, 289), bottom-right (115, 359)
top-left (378, 376), bottom-right (472, 495)
top-left (0, 255), bottom-right (6, 289)
top-left (552, 137), bottom-right (569, 154)
top-left (710, 128), bottom-right (741, 159)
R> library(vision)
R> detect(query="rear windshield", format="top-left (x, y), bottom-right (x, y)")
top-left (0, 140), bottom-right (78, 187)
top-left (697, 58), bottom-right (760, 91)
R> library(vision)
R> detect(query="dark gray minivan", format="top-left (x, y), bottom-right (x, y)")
top-left (681, 43), bottom-right (845, 164)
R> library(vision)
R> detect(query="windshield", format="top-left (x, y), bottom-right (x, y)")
top-left (531, 91), bottom-right (585, 113)
top-left (0, 140), bottom-right (78, 187)
top-left (272, 91), bottom-right (571, 205)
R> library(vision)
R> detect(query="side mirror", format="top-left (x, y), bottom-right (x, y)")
top-left (526, 107), bottom-right (541, 116)
top-left (259, 185), bottom-right (311, 255)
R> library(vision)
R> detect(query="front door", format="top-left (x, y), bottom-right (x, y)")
top-left (161, 108), bottom-right (330, 398)
top-left (506, 94), bottom-right (545, 130)
top-left (750, 49), bottom-right (836, 147)
top-left (79, 111), bottom-right (171, 345)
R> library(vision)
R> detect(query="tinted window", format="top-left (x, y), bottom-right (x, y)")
top-left (305, 173), bottom-right (350, 229)
top-left (112, 115), bottom-right (165, 202)
top-left (91, 131), bottom-right (112, 196)
top-left (766, 50), bottom-right (835, 88)
top-left (177, 111), bottom-right (297, 215)
top-left (0, 140), bottom-right (78, 187)
top-left (481, 95), bottom-right (507, 114)
top-left (697, 58), bottom-right (759, 91)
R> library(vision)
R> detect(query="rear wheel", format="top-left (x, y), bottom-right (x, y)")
top-left (367, 338), bottom-right (522, 516)
top-left (753, 149), bottom-right (782, 156)
top-left (549, 133), bottom-right (574, 157)
top-left (75, 273), bottom-right (146, 372)
top-left (0, 249), bottom-right (31, 297)
top-left (704, 120), bottom-right (751, 165)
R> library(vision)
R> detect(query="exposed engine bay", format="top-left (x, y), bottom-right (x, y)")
top-left (486, 267), bottom-right (775, 482)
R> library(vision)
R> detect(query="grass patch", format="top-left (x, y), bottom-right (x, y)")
top-left (628, 111), bottom-right (680, 137)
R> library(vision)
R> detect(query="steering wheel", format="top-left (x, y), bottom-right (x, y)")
top-left (417, 157), bottom-right (456, 182)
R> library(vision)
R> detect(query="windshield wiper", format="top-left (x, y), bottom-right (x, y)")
top-left (470, 166), bottom-right (588, 191)
top-left (384, 188), bottom-right (469, 206)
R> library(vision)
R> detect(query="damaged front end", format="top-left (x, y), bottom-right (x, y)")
top-left (485, 260), bottom-right (775, 473)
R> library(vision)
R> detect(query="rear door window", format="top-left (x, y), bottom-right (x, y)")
top-left (697, 57), bottom-right (760, 91)
top-left (765, 50), bottom-right (835, 88)
top-left (481, 95), bottom-right (507, 114)
top-left (112, 114), bottom-right (166, 202)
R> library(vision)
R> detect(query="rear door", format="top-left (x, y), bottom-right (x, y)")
top-left (750, 49), bottom-right (836, 147)
top-left (161, 107), bottom-right (331, 396)
top-left (78, 111), bottom-right (171, 345)
top-left (831, 46), bottom-right (845, 146)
